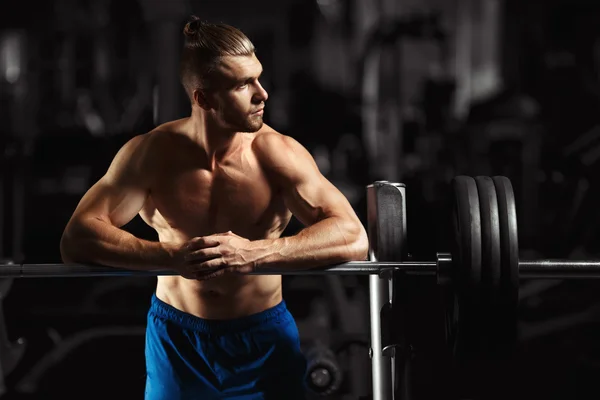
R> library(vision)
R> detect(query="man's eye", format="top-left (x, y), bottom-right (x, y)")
top-left (238, 84), bottom-right (247, 89)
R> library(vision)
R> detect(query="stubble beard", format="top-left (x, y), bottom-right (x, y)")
top-left (239, 114), bottom-right (263, 133)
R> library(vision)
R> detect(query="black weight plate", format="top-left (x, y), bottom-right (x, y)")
top-left (475, 176), bottom-right (502, 355)
top-left (447, 176), bottom-right (482, 363)
top-left (492, 176), bottom-right (519, 352)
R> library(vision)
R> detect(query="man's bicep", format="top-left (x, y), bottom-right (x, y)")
top-left (70, 177), bottom-right (148, 228)
top-left (255, 132), bottom-right (359, 225)
top-left (282, 173), bottom-right (357, 226)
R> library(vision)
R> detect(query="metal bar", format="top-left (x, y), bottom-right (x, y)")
top-left (5, 258), bottom-right (600, 279)
top-left (0, 261), bottom-right (424, 278)
top-left (367, 181), bottom-right (398, 400)
top-left (519, 260), bottom-right (600, 279)
top-left (0, 264), bottom-right (177, 278)
top-left (370, 274), bottom-right (391, 400)
top-left (368, 185), bottom-right (388, 400)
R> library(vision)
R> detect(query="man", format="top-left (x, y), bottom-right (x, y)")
top-left (60, 15), bottom-right (369, 400)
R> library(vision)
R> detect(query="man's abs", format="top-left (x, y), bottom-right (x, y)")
top-left (155, 274), bottom-right (283, 319)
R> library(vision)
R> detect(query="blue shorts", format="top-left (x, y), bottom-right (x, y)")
top-left (144, 294), bottom-right (307, 400)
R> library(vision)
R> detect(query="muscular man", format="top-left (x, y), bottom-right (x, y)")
top-left (60, 16), bottom-right (368, 399)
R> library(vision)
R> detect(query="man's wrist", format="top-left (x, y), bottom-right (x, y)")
top-left (152, 241), bottom-right (178, 269)
top-left (245, 237), bottom-right (287, 271)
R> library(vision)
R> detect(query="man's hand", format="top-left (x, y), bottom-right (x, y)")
top-left (171, 231), bottom-right (256, 280)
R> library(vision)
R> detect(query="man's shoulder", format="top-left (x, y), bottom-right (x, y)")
top-left (152, 118), bottom-right (188, 134)
top-left (141, 118), bottom-right (189, 147)
top-left (251, 125), bottom-right (314, 176)
top-left (131, 122), bottom-right (183, 153)
top-left (115, 129), bottom-right (171, 171)
top-left (251, 125), bottom-right (299, 156)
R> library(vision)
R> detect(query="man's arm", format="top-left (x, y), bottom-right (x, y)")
top-left (249, 131), bottom-right (369, 271)
top-left (60, 134), bottom-right (173, 270)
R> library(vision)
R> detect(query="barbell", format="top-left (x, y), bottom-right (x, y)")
top-left (1, 176), bottom-right (600, 377)
top-left (0, 253), bottom-right (598, 278)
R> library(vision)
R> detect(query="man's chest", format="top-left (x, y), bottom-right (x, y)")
top-left (147, 161), bottom-right (283, 235)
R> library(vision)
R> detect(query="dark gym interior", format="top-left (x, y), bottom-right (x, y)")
top-left (1, 0), bottom-right (600, 399)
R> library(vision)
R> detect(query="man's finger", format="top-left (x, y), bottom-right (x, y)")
top-left (196, 258), bottom-right (226, 270)
top-left (194, 267), bottom-right (230, 281)
top-left (188, 237), bottom-right (220, 249)
top-left (185, 247), bottom-right (221, 263)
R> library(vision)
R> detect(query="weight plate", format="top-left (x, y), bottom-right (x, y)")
top-left (447, 176), bottom-right (482, 363)
top-left (475, 176), bottom-right (502, 355)
top-left (492, 176), bottom-right (519, 350)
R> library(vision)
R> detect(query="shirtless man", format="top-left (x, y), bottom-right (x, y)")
top-left (60, 16), bottom-right (369, 399)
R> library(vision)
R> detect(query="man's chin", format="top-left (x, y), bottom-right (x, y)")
top-left (240, 120), bottom-right (263, 133)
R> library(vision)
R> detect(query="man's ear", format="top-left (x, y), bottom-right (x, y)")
top-left (193, 89), bottom-right (212, 110)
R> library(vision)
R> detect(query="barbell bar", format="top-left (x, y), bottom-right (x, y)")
top-left (1, 257), bottom-right (600, 279)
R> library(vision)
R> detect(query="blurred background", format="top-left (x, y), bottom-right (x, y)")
top-left (1, 0), bottom-right (600, 398)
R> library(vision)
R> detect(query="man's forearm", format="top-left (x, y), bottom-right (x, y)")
top-left (60, 218), bottom-right (173, 271)
top-left (249, 217), bottom-right (369, 271)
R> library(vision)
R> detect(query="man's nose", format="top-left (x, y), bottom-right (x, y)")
top-left (254, 81), bottom-right (268, 103)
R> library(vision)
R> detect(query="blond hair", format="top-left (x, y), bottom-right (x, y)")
top-left (180, 16), bottom-right (255, 97)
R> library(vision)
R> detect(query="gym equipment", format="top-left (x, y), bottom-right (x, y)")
top-left (0, 257), bottom-right (597, 278)
top-left (3, 175), bottom-right (600, 399)
top-left (0, 258), bottom-right (597, 278)
top-left (304, 341), bottom-right (343, 396)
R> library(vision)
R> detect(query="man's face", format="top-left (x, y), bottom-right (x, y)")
top-left (206, 54), bottom-right (269, 133)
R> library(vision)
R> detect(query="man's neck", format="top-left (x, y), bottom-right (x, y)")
top-left (188, 110), bottom-right (240, 164)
